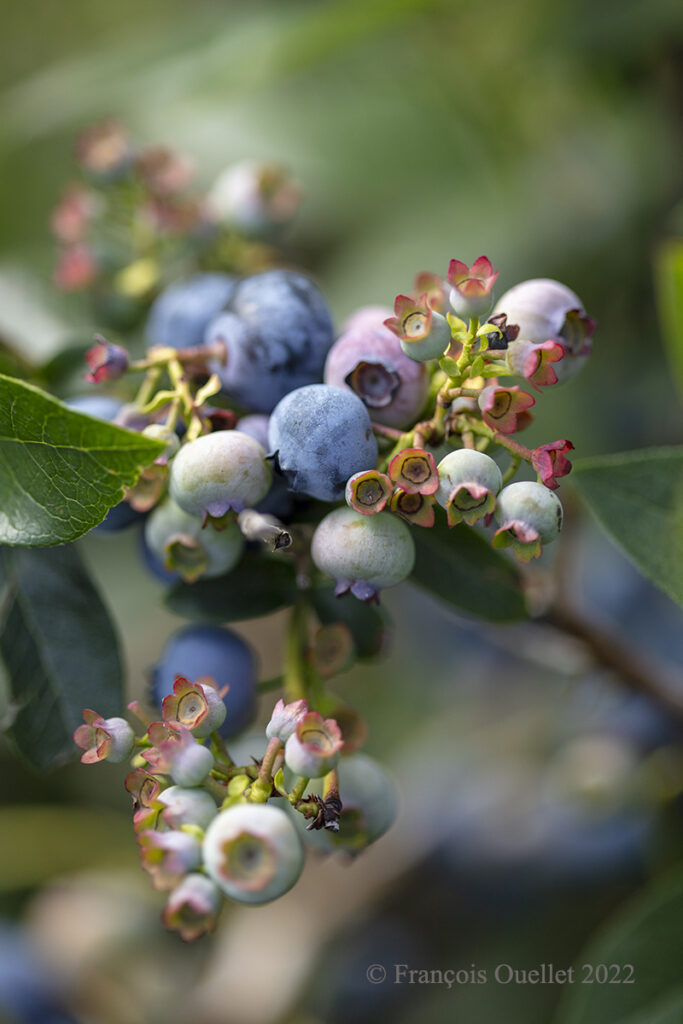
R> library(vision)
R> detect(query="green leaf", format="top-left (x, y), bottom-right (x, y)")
top-left (439, 356), bottom-right (461, 377)
top-left (309, 583), bottom-right (389, 659)
top-left (0, 373), bottom-right (164, 546)
top-left (0, 544), bottom-right (124, 771)
top-left (410, 512), bottom-right (527, 621)
top-left (654, 238), bottom-right (683, 396)
top-left (165, 552), bottom-right (298, 622)
top-left (554, 866), bottom-right (683, 1024)
top-left (572, 447), bottom-right (683, 608)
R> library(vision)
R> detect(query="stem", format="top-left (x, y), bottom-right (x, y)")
top-left (258, 737), bottom-right (283, 786)
top-left (371, 422), bottom-right (403, 440)
top-left (210, 731), bottom-right (235, 769)
top-left (283, 602), bottom-right (309, 703)
top-left (545, 602), bottom-right (683, 724)
top-left (501, 455), bottom-right (521, 485)
top-left (288, 776), bottom-right (309, 805)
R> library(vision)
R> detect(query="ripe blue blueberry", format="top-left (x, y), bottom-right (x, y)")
top-left (268, 384), bottom-right (378, 502)
top-left (202, 803), bottom-right (304, 904)
top-left (146, 273), bottom-right (237, 349)
top-left (206, 269), bottom-right (335, 413)
top-left (324, 321), bottom-right (429, 429)
top-left (151, 625), bottom-right (257, 738)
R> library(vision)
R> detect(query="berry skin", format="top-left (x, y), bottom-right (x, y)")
top-left (435, 449), bottom-right (503, 526)
top-left (145, 273), bottom-right (237, 349)
top-left (144, 498), bottom-right (244, 582)
top-left (157, 786), bottom-right (218, 830)
top-left (324, 322), bottom-right (429, 429)
top-left (202, 803), bottom-right (304, 904)
top-left (169, 430), bottom-right (271, 519)
top-left (492, 278), bottom-right (595, 383)
top-left (207, 269), bottom-right (335, 413)
top-left (493, 480), bottom-right (563, 561)
top-left (151, 625), bottom-right (257, 739)
top-left (206, 160), bottom-right (301, 237)
top-left (268, 385), bottom-right (378, 502)
top-left (284, 711), bottom-right (343, 779)
top-left (311, 507), bottom-right (415, 602)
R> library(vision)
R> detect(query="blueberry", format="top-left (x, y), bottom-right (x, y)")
top-left (324, 321), bottom-right (429, 429)
top-left (268, 384), bottom-right (378, 502)
top-left (169, 430), bottom-right (272, 520)
top-left (207, 269), bottom-right (335, 413)
top-left (493, 480), bottom-right (563, 561)
top-left (202, 803), bottom-right (304, 904)
top-left (144, 498), bottom-right (244, 582)
top-left (64, 395), bottom-right (142, 531)
top-left (0, 922), bottom-right (77, 1024)
top-left (151, 624), bottom-right (257, 738)
top-left (146, 273), bottom-right (237, 349)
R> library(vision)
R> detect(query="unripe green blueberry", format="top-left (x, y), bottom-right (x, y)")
top-left (493, 480), bottom-right (563, 561)
top-left (157, 786), bottom-right (218, 830)
top-left (202, 803), bottom-right (304, 904)
top-left (311, 507), bottom-right (415, 602)
top-left (141, 423), bottom-right (181, 461)
top-left (284, 712), bottom-right (343, 779)
top-left (145, 498), bottom-right (244, 582)
top-left (436, 449), bottom-right (503, 526)
top-left (170, 431), bottom-right (272, 520)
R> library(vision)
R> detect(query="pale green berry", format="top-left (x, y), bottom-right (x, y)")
top-left (436, 449), bottom-right (502, 525)
top-left (145, 498), bottom-right (244, 582)
top-left (169, 431), bottom-right (272, 519)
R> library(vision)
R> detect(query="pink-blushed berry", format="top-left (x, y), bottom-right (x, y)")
top-left (138, 829), bottom-right (202, 891)
top-left (341, 305), bottom-right (393, 333)
top-left (389, 488), bottom-right (436, 527)
top-left (144, 498), bottom-right (245, 583)
top-left (324, 321), bottom-right (429, 429)
top-left (202, 803), bottom-right (304, 905)
top-left (84, 335), bottom-right (129, 383)
top-left (345, 469), bottom-right (393, 515)
top-left (531, 440), bottom-right (574, 490)
top-left (157, 786), bottom-right (218, 830)
top-left (388, 447), bottom-right (439, 495)
top-left (76, 119), bottom-right (131, 178)
top-left (143, 726), bottom-right (214, 787)
top-left (492, 278), bottom-right (595, 383)
top-left (284, 711), bottom-right (344, 779)
top-left (169, 430), bottom-right (272, 520)
top-left (51, 186), bottom-right (98, 243)
top-left (311, 507), bottom-right (415, 603)
top-left (266, 698), bottom-right (309, 743)
top-left (73, 710), bottom-right (134, 764)
top-left (506, 338), bottom-right (565, 389)
top-left (447, 256), bottom-right (498, 319)
top-left (493, 480), bottom-right (563, 561)
top-left (478, 384), bottom-right (535, 434)
top-left (162, 676), bottom-right (228, 738)
top-left (54, 243), bottom-right (98, 291)
top-left (435, 449), bottom-right (503, 526)
top-left (384, 294), bottom-right (452, 362)
top-left (163, 873), bottom-right (222, 942)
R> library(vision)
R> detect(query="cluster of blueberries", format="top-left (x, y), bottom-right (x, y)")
top-left (70, 257), bottom-right (594, 938)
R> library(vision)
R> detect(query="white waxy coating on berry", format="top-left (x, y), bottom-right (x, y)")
top-left (435, 449), bottom-right (503, 508)
top-left (494, 481), bottom-right (563, 542)
top-left (311, 507), bottom-right (415, 591)
top-left (170, 741), bottom-right (214, 788)
top-left (202, 803), bottom-right (303, 904)
top-left (449, 287), bottom-right (494, 320)
top-left (157, 786), bottom-right (218, 830)
top-left (145, 498), bottom-right (245, 579)
top-left (169, 431), bottom-right (271, 517)
top-left (492, 279), bottom-right (583, 346)
top-left (399, 311), bottom-right (451, 363)
top-left (101, 718), bottom-right (135, 762)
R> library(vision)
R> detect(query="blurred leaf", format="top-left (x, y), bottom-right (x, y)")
top-left (0, 805), bottom-right (134, 890)
top-left (654, 238), bottom-right (683, 396)
top-left (0, 337), bottom-right (34, 380)
top-left (554, 866), bottom-right (683, 1024)
top-left (165, 552), bottom-right (297, 622)
top-left (410, 513), bottom-right (527, 621)
top-left (310, 583), bottom-right (389, 659)
top-left (38, 340), bottom-right (92, 396)
top-left (0, 544), bottom-right (124, 771)
top-left (0, 373), bottom-right (163, 546)
top-left (572, 447), bottom-right (683, 607)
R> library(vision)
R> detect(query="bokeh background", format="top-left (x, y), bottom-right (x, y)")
top-left (1, 1), bottom-right (682, 1022)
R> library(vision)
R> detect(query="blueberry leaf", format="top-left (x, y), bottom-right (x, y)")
top-left (0, 373), bottom-right (164, 546)
top-left (410, 511), bottom-right (527, 621)
top-left (572, 446), bottom-right (683, 608)
top-left (554, 866), bottom-right (683, 1024)
top-left (165, 552), bottom-right (298, 622)
top-left (0, 544), bottom-right (124, 772)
